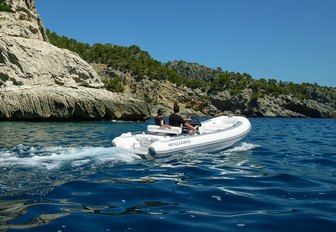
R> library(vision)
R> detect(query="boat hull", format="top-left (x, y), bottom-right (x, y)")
top-left (149, 126), bottom-right (250, 158)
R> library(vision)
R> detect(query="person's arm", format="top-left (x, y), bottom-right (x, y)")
top-left (159, 118), bottom-right (172, 129)
top-left (179, 116), bottom-right (197, 132)
top-left (184, 122), bottom-right (197, 132)
top-left (180, 115), bottom-right (196, 132)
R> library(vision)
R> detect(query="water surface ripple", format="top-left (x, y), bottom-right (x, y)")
top-left (0, 118), bottom-right (335, 231)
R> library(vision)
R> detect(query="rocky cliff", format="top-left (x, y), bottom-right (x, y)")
top-left (0, 86), bottom-right (148, 121)
top-left (0, 0), bottom-right (150, 121)
top-left (167, 61), bottom-right (336, 118)
top-left (99, 61), bottom-right (336, 118)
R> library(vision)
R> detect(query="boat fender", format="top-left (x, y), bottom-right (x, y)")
top-left (148, 147), bottom-right (157, 156)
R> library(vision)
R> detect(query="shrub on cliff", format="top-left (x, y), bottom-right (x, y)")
top-left (0, 3), bottom-right (13, 12)
top-left (104, 77), bottom-right (124, 93)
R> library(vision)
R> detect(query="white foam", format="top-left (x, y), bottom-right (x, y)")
top-left (225, 142), bottom-right (261, 153)
top-left (71, 159), bottom-right (91, 167)
top-left (0, 145), bottom-right (140, 169)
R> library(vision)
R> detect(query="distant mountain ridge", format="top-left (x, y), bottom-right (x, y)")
top-left (46, 31), bottom-right (336, 118)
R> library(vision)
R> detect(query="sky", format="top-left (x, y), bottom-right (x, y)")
top-left (35, 0), bottom-right (336, 87)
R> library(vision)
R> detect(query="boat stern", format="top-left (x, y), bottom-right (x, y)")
top-left (112, 133), bottom-right (139, 151)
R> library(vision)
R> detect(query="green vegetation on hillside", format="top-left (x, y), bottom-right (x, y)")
top-left (0, 3), bottom-right (13, 12)
top-left (46, 30), bottom-right (335, 104)
top-left (167, 61), bottom-right (336, 104)
top-left (47, 29), bottom-right (185, 86)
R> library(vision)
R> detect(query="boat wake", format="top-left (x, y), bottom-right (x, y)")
top-left (225, 142), bottom-right (261, 153)
top-left (0, 144), bottom-right (141, 169)
top-left (0, 142), bottom-right (260, 170)
top-left (0, 145), bottom-right (141, 197)
top-left (180, 142), bottom-right (260, 158)
top-left (0, 142), bottom-right (259, 197)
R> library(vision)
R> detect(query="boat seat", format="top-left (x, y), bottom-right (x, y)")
top-left (147, 125), bottom-right (182, 135)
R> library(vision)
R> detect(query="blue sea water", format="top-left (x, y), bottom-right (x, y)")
top-left (0, 118), bottom-right (335, 231)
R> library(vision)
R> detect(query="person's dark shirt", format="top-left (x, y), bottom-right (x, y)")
top-left (155, 116), bottom-right (166, 126)
top-left (168, 113), bottom-right (185, 127)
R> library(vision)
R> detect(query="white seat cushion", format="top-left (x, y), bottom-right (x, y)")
top-left (147, 125), bottom-right (182, 135)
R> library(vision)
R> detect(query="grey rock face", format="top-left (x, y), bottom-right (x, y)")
top-left (0, 0), bottom-right (48, 41)
top-left (0, 35), bottom-right (103, 88)
top-left (244, 95), bottom-right (336, 118)
top-left (0, 86), bottom-right (150, 121)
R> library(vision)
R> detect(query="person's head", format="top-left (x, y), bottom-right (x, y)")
top-left (173, 105), bottom-right (180, 113)
top-left (157, 108), bottom-right (164, 116)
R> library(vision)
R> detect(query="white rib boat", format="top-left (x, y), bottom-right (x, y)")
top-left (112, 116), bottom-right (251, 159)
